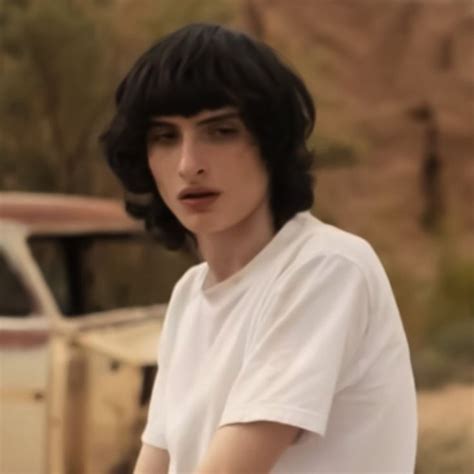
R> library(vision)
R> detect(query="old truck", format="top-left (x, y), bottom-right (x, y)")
top-left (0, 192), bottom-right (182, 474)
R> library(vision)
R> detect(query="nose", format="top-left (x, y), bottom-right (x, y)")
top-left (177, 135), bottom-right (206, 180)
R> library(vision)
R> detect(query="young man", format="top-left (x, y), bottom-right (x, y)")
top-left (102, 23), bottom-right (417, 474)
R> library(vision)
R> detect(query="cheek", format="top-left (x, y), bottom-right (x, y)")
top-left (147, 152), bottom-right (159, 177)
top-left (148, 154), bottom-right (167, 185)
top-left (240, 152), bottom-right (269, 191)
top-left (147, 157), bottom-right (169, 199)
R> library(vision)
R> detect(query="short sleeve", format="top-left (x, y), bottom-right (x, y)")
top-left (141, 320), bottom-right (169, 449)
top-left (219, 254), bottom-right (370, 439)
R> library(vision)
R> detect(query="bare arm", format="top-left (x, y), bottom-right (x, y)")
top-left (134, 443), bottom-right (169, 474)
top-left (195, 421), bottom-right (301, 474)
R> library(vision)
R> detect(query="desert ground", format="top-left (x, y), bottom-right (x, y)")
top-left (416, 383), bottom-right (473, 473)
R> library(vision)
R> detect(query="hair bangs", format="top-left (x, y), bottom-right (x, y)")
top-left (118, 23), bottom-right (281, 122)
top-left (120, 32), bottom-right (247, 121)
top-left (142, 65), bottom-right (238, 119)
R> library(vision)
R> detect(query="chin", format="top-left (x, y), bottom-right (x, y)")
top-left (178, 213), bottom-right (220, 232)
top-left (181, 213), bottom-right (237, 236)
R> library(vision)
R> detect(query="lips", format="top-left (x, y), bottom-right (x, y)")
top-left (178, 187), bottom-right (220, 200)
top-left (183, 192), bottom-right (217, 199)
top-left (177, 187), bottom-right (221, 211)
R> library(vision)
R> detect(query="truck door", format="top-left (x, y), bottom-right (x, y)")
top-left (0, 251), bottom-right (49, 474)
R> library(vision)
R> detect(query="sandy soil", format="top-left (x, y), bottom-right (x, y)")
top-left (416, 384), bottom-right (474, 473)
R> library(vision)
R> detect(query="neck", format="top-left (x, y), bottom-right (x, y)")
top-left (197, 204), bottom-right (275, 288)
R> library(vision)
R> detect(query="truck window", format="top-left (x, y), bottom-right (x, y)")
top-left (0, 253), bottom-right (33, 316)
top-left (28, 234), bottom-right (194, 317)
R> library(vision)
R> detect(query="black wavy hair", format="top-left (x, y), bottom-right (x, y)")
top-left (100, 23), bottom-right (316, 251)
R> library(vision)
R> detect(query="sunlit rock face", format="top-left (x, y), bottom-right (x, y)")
top-left (245, 0), bottom-right (473, 275)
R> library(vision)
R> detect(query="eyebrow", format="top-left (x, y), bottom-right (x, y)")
top-left (149, 111), bottom-right (241, 128)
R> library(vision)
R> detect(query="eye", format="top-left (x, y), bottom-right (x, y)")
top-left (147, 129), bottom-right (178, 145)
top-left (210, 126), bottom-right (239, 138)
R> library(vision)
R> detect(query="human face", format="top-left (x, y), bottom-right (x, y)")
top-left (146, 107), bottom-right (271, 236)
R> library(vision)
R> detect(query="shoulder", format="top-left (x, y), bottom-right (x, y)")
top-left (276, 213), bottom-right (389, 306)
top-left (288, 213), bottom-right (380, 274)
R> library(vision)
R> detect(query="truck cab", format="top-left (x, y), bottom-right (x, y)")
top-left (0, 193), bottom-right (186, 473)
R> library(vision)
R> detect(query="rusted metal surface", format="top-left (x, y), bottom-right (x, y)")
top-left (0, 192), bottom-right (163, 474)
top-left (0, 192), bottom-right (142, 235)
top-left (0, 388), bottom-right (46, 402)
top-left (0, 314), bottom-right (51, 348)
top-left (77, 315), bottom-right (164, 366)
top-left (60, 304), bottom-right (166, 334)
top-left (0, 328), bottom-right (49, 348)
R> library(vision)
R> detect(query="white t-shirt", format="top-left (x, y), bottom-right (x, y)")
top-left (142, 211), bottom-right (417, 473)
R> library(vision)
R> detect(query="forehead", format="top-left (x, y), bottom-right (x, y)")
top-left (149, 107), bottom-right (240, 127)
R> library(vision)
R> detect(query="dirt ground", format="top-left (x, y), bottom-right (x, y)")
top-left (416, 383), bottom-right (474, 473)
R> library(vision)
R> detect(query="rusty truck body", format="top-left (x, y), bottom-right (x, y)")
top-left (0, 193), bottom-right (166, 474)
